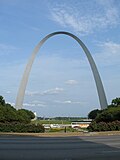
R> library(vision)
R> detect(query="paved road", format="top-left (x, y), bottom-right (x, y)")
top-left (0, 135), bottom-right (120, 160)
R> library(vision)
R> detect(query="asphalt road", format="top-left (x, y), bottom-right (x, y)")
top-left (0, 135), bottom-right (120, 160)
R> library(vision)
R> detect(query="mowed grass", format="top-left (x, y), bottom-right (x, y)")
top-left (32, 119), bottom-right (71, 125)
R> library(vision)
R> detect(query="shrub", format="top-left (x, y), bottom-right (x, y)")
top-left (0, 122), bottom-right (45, 133)
top-left (88, 121), bottom-right (120, 132)
top-left (87, 121), bottom-right (98, 132)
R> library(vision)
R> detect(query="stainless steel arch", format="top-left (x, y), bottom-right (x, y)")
top-left (15, 31), bottom-right (108, 110)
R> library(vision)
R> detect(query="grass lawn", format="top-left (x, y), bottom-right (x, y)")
top-left (32, 119), bottom-right (71, 125)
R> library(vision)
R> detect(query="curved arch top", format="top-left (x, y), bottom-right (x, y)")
top-left (15, 31), bottom-right (108, 110)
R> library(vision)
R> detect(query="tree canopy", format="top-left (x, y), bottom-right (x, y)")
top-left (0, 96), bottom-right (5, 106)
top-left (88, 109), bottom-right (102, 119)
top-left (0, 95), bottom-right (35, 124)
top-left (111, 97), bottom-right (120, 107)
top-left (95, 107), bottom-right (120, 123)
top-left (88, 97), bottom-right (120, 132)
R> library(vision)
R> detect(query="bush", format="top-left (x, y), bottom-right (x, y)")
top-left (87, 98), bottom-right (120, 132)
top-left (0, 122), bottom-right (45, 133)
top-left (88, 120), bottom-right (120, 132)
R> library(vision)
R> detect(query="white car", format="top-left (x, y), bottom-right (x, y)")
top-left (50, 124), bottom-right (60, 128)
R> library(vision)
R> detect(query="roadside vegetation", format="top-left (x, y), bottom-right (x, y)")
top-left (1, 94), bottom-right (119, 133)
top-left (0, 96), bottom-right (44, 133)
top-left (88, 97), bottom-right (120, 132)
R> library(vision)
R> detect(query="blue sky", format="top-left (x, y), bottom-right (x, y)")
top-left (0, 0), bottom-right (120, 117)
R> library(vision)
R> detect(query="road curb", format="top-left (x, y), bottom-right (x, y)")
top-left (0, 131), bottom-right (120, 137)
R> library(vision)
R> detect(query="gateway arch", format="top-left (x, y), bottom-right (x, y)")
top-left (15, 31), bottom-right (108, 110)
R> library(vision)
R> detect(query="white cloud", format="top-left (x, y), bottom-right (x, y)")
top-left (63, 100), bottom-right (72, 104)
top-left (26, 87), bottom-right (64, 96)
top-left (23, 103), bottom-right (36, 107)
top-left (64, 100), bottom-right (84, 104)
top-left (42, 87), bottom-right (64, 95)
top-left (25, 91), bottom-right (40, 96)
top-left (6, 91), bottom-right (11, 94)
top-left (65, 80), bottom-right (78, 85)
top-left (95, 41), bottom-right (120, 66)
top-left (7, 101), bottom-right (46, 108)
top-left (54, 100), bottom-right (84, 105)
top-left (23, 102), bottom-right (46, 107)
top-left (99, 41), bottom-right (120, 56)
top-left (50, 0), bottom-right (120, 35)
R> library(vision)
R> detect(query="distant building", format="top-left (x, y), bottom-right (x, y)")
top-left (71, 119), bottom-right (92, 129)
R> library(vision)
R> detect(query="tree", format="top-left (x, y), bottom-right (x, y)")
top-left (4, 105), bottom-right (18, 122)
top-left (88, 109), bottom-right (102, 119)
top-left (17, 109), bottom-right (35, 123)
top-left (95, 111), bottom-right (113, 123)
top-left (111, 97), bottom-right (120, 107)
top-left (95, 107), bottom-right (120, 123)
top-left (0, 105), bottom-right (5, 122)
top-left (20, 109), bottom-right (35, 120)
top-left (0, 95), bottom-right (35, 124)
top-left (0, 96), bottom-right (5, 106)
